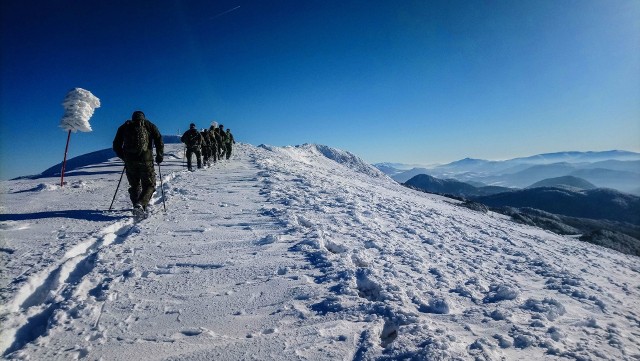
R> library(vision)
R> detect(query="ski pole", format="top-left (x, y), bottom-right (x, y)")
top-left (183, 146), bottom-right (186, 169)
top-left (109, 166), bottom-right (126, 211)
top-left (156, 161), bottom-right (167, 212)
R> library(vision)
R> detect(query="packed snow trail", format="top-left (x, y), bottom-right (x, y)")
top-left (0, 143), bottom-right (638, 360)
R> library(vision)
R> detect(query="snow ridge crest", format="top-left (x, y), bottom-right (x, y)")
top-left (258, 143), bottom-right (386, 179)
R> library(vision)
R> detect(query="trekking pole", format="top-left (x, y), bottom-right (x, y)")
top-left (156, 161), bottom-right (167, 212)
top-left (109, 166), bottom-right (126, 211)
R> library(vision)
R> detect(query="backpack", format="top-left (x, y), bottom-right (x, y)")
top-left (183, 129), bottom-right (201, 147)
top-left (201, 131), bottom-right (210, 146)
top-left (122, 120), bottom-right (149, 156)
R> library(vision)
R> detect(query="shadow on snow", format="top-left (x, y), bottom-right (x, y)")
top-left (0, 210), bottom-right (126, 222)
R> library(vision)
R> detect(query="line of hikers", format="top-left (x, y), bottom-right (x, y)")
top-left (112, 110), bottom-right (235, 217)
top-left (181, 122), bottom-right (235, 171)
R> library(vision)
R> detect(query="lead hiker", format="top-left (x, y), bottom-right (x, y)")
top-left (181, 123), bottom-right (204, 171)
top-left (112, 110), bottom-right (164, 217)
top-left (225, 128), bottom-right (235, 159)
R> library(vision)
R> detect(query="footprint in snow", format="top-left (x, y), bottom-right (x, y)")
top-left (262, 328), bottom-right (278, 335)
top-left (0, 221), bottom-right (30, 231)
top-left (180, 328), bottom-right (204, 336)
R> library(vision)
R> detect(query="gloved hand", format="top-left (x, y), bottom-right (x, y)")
top-left (155, 154), bottom-right (163, 164)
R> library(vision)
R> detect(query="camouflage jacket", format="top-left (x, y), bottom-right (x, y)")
top-left (181, 129), bottom-right (203, 149)
top-left (113, 119), bottom-right (164, 162)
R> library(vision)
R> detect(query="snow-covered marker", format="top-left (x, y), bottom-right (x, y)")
top-left (58, 88), bottom-right (100, 186)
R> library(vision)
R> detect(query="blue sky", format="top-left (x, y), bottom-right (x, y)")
top-left (1, 0), bottom-right (639, 179)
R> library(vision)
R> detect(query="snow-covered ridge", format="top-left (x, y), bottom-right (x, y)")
top-left (1, 143), bottom-right (639, 360)
top-left (259, 143), bottom-right (387, 179)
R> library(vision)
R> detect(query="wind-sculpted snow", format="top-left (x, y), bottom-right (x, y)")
top-left (309, 144), bottom-right (386, 179)
top-left (259, 143), bottom-right (387, 179)
top-left (0, 143), bottom-right (638, 360)
top-left (59, 88), bottom-right (100, 133)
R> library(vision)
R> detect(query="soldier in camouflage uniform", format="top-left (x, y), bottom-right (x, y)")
top-left (200, 129), bottom-right (211, 166)
top-left (112, 110), bottom-right (164, 215)
top-left (181, 123), bottom-right (204, 171)
top-left (225, 128), bottom-right (235, 159)
top-left (218, 124), bottom-right (227, 159)
top-left (208, 125), bottom-right (219, 163)
top-left (212, 126), bottom-right (223, 160)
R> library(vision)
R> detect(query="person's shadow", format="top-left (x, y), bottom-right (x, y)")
top-left (0, 210), bottom-right (126, 222)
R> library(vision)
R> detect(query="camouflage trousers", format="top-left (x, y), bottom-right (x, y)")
top-left (210, 144), bottom-right (218, 163)
top-left (225, 143), bottom-right (233, 159)
top-left (202, 145), bottom-right (211, 164)
top-left (186, 147), bottom-right (202, 170)
top-left (125, 160), bottom-right (156, 208)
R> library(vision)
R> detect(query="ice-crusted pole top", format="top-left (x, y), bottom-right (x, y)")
top-left (59, 88), bottom-right (100, 132)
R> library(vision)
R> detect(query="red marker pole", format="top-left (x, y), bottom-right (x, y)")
top-left (60, 130), bottom-right (71, 186)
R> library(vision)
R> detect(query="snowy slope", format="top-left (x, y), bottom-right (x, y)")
top-left (0, 143), bottom-right (639, 360)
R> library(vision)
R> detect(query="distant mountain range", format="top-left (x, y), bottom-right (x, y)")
top-left (473, 187), bottom-right (640, 225)
top-left (404, 174), bottom-right (511, 197)
top-left (376, 150), bottom-right (640, 195)
top-left (404, 172), bottom-right (639, 224)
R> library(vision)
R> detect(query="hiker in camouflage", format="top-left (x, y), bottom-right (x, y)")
top-left (213, 126), bottom-right (223, 160)
top-left (218, 124), bottom-right (227, 159)
top-left (112, 110), bottom-right (164, 215)
top-left (225, 128), bottom-right (235, 159)
top-left (181, 123), bottom-right (203, 171)
top-left (201, 129), bottom-right (211, 167)
top-left (209, 125), bottom-right (219, 163)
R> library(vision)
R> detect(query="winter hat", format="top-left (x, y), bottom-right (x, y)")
top-left (132, 111), bottom-right (145, 121)
top-left (190, 123), bottom-right (196, 129)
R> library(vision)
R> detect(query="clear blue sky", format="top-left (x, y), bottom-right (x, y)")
top-left (1, 0), bottom-right (639, 179)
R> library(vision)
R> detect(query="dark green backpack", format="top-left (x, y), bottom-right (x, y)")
top-left (184, 129), bottom-right (201, 147)
top-left (123, 121), bottom-right (150, 156)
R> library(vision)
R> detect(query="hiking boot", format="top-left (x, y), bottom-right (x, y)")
top-left (133, 204), bottom-right (145, 218)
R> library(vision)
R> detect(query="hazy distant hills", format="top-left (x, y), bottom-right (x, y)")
top-left (508, 150), bottom-right (640, 163)
top-left (473, 187), bottom-right (640, 225)
top-left (405, 173), bottom-right (639, 225)
top-left (404, 174), bottom-right (511, 197)
top-left (376, 150), bottom-right (640, 195)
top-left (527, 176), bottom-right (596, 190)
top-left (391, 168), bottom-right (438, 183)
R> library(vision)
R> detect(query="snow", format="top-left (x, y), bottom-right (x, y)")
top-left (1, 143), bottom-right (639, 360)
top-left (59, 88), bottom-right (100, 133)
